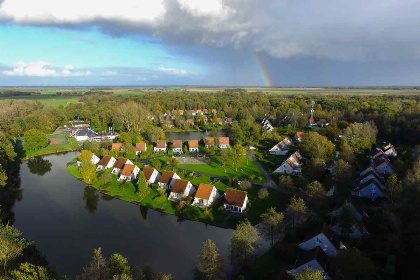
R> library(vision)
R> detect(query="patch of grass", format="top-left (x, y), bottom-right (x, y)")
top-left (67, 164), bottom-right (82, 179)
top-left (191, 175), bottom-right (213, 185)
top-left (23, 134), bottom-right (80, 160)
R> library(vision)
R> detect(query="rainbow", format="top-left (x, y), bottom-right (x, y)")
top-left (254, 52), bottom-right (274, 87)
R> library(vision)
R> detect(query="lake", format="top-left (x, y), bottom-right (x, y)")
top-left (13, 152), bottom-right (234, 279)
top-left (165, 130), bottom-right (224, 141)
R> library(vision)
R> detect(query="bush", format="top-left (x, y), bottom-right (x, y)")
top-left (98, 173), bottom-right (112, 188)
top-left (240, 180), bottom-right (252, 190)
top-left (258, 188), bottom-right (270, 199)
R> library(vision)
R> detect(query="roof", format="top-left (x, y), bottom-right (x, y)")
top-left (156, 140), bottom-right (166, 148)
top-left (195, 184), bottom-right (215, 200)
top-left (360, 169), bottom-right (384, 183)
top-left (71, 121), bottom-right (90, 125)
top-left (171, 179), bottom-right (190, 193)
top-left (187, 119), bottom-right (194, 124)
top-left (318, 119), bottom-right (327, 123)
top-left (159, 171), bottom-right (175, 184)
top-left (72, 128), bottom-right (96, 137)
top-left (173, 140), bottom-right (183, 149)
top-left (225, 188), bottom-right (247, 207)
top-left (135, 142), bottom-right (146, 152)
top-left (308, 118), bottom-right (316, 124)
top-left (358, 178), bottom-right (384, 191)
top-left (226, 118), bottom-right (233, 123)
top-left (114, 158), bottom-right (128, 169)
top-left (98, 156), bottom-right (112, 166)
top-left (219, 137), bottom-right (230, 146)
top-left (111, 143), bottom-right (123, 151)
top-left (121, 164), bottom-right (136, 176)
top-left (303, 223), bottom-right (341, 250)
top-left (205, 137), bottom-right (214, 145)
top-left (189, 140), bottom-right (199, 149)
top-left (296, 131), bottom-right (305, 139)
top-left (294, 246), bottom-right (328, 270)
top-left (142, 166), bottom-right (156, 180)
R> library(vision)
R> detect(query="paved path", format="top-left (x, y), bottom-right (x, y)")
top-left (249, 154), bottom-right (277, 189)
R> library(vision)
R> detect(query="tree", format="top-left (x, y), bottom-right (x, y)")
top-left (332, 159), bottom-right (353, 187)
top-left (147, 127), bottom-right (165, 143)
top-left (278, 175), bottom-right (295, 190)
top-left (220, 149), bottom-right (229, 172)
top-left (123, 141), bottom-right (135, 157)
top-left (260, 208), bottom-right (284, 246)
top-left (137, 172), bottom-right (150, 195)
top-left (0, 224), bottom-right (31, 276)
top-left (79, 150), bottom-right (96, 184)
top-left (300, 132), bottom-right (335, 162)
top-left (286, 197), bottom-right (307, 227)
top-left (77, 247), bottom-right (107, 280)
top-left (342, 121), bottom-right (377, 153)
top-left (294, 268), bottom-right (326, 280)
top-left (108, 253), bottom-right (131, 278)
top-left (116, 102), bottom-right (150, 132)
top-left (339, 143), bottom-right (356, 165)
top-left (118, 132), bottom-right (132, 145)
top-left (385, 174), bottom-right (402, 205)
top-left (338, 202), bottom-right (354, 238)
top-left (196, 239), bottom-right (226, 280)
top-left (166, 157), bottom-right (179, 170)
top-left (239, 180), bottom-right (252, 190)
top-left (10, 263), bottom-right (50, 280)
top-left (335, 248), bottom-right (375, 280)
top-left (258, 188), bottom-right (269, 199)
top-left (24, 129), bottom-right (48, 151)
top-left (152, 160), bottom-right (162, 170)
top-left (229, 219), bottom-right (260, 266)
top-left (0, 165), bottom-right (7, 187)
top-left (231, 144), bottom-right (246, 171)
top-left (306, 181), bottom-right (326, 198)
top-left (98, 173), bottom-right (112, 188)
top-left (325, 122), bottom-right (341, 141)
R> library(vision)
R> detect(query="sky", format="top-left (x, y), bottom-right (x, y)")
top-left (1, 0), bottom-right (420, 86)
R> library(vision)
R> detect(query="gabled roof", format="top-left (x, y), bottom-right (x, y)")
top-left (98, 156), bottom-right (112, 166)
top-left (219, 137), bottom-right (230, 146)
top-left (121, 164), bottom-right (136, 176)
top-left (225, 188), bottom-right (247, 207)
top-left (156, 140), bottom-right (166, 149)
top-left (195, 184), bottom-right (215, 200)
top-left (360, 168), bottom-right (384, 183)
top-left (296, 131), bottom-right (305, 139)
top-left (173, 140), bottom-right (183, 149)
top-left (205, 137), bottom-right (214, 145)
top-left (357, 178), bottom-right (385, 191)
top-left (189, 140), bottom-right (199, 149)
top-left (302, 223), bottom-right (342, 250)
top-left (114, 158), bottom-right (128, 169)
top-left (171, 179), bottom-right (190, 193)
top-left (142, 166), bottom-right (156, 181)
top-left (308, 118), bottom-right (316, 125)
top-left (294, 246), bottom-right (329, 271)
top-left (111, 143), bottom-right (123, 151)
top-left (159, 171), bottom-right (175, 184)
top-left (135, 142), bottom-right (147, 152)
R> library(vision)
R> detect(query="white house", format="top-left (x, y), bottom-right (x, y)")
top-left (193, 184), bottom-right (218, 207)
top-left (135, 142), bottom-right (147, 155)
top-left (96, 156), bottom-right (116, 171)
top-left (91, 153), bottom-right (100, 164)
top-left (172, 140), bottom-right (183, 153)
top-left (287, 247), bottom-right (330, 280)
top-left (269, 136), bottom-right (293, 155)
top-left (154, 140), bottom-right (167, 152)
top-left (70, 128), bottom-right (97, 141)
top-left (353, 178), bottom-right (386, 200)
top-left (158, 171), bottom-right (180, 189)
top-left (142, 166), bottom-right (160, 185)
top-left (273, 151), bottom-right (303, 176)
top-left (111, 158), bottom-right (133, 175)
top-left (118, 164), bottom-right (140, 182)
top-left (295, 131), bottom-right (305, 142)
top-left (298, 223), bottom-right (346, 256)
top-left (384, 142), bottom-right (397, 158)
top-left (224, 188), bottom-right (248, 213)
top-left (168, 179), bottom-right (196, 201)
top-left (260, 118), bottom-right (274, 132)
top-left (218, 137), bottom-right (230, 149)
top-left (373, 156), bottom-right (395, 175)
top-left (189, 140), bottom-right (199, 152)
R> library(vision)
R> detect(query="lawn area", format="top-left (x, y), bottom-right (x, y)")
top-left (23, 134), bottom-right (81, 160)
top-left (178, 156), bottom-right (267, 183)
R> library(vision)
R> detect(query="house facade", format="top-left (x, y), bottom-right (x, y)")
top-left (193, 184), bottom-right (218, 207)
top-left (224, 188), bottom-right (248, 213)
top-left (135, 142), bottom-right (147, 155)
top-left (111, 158), bottom-right (133, 175)
top-left (158, 171), bottom-right (180, 189)
top-left (273, 151), bottom-right (302, 176)
top-left (172, 140), bottom-right (183, 153)
top-left (269, 136), bottom-right (293, 155)
top-left (168, 179), bottom-right (196, 201)
top-left (205, 137), bottom-right (214, 148)
top-left (154, 140), bottom-right (167, 152)
top-left (384, 142), bottom-right (397, 158)
top-left (111, 143), bottom-right (123, 152)
top-left (96, 156), bottom-right (116, 171)
top-left (218, 137), bottom-right (230, 148)
top-left (189, 140), bottom-right (199, 152)
top-left (118, 164), bottom-right (140, 182)
top-left (295, 131), bottom-right (305, 142)
top-left (91, 153), bottom-right (100, 164)
top-left (142, 166), bottom-right (160, 185)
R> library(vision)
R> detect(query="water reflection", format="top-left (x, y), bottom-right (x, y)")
top-left (27, 157), bottom-right (52, 176)
top-left (83, 186), bottom-right (99, 214)
top-left (140, 206), bottom-right (148, 220)
top-left (0, 167), bottom-right (22, 224)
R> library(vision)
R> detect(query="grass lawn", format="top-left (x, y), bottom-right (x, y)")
top-left (178, 156), bottom-right (267, 183)
top-left (23, 134), bottom-right (81, 160)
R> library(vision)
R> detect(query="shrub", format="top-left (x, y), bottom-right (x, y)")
top-left (240, 180), bottom-right (252, 190)
top-left (204, 208), bottom-right (210, 216)
top-left (258, 188), bottom-right (270, 199)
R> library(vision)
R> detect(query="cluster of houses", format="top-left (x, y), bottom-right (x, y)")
top-left (260, 117), bottom-right (274, 132)
top-left (283, 200), bottom-right (369, 279)
top-left (307, 117), bottom-right (338, 128)
top-left (163, 109), bottom-right (235, 127)
top-left (91, 152), bottom-right (249, 213)
top-left (352, 142), bottom-right (397, 200)
top-left (270, 132), bottom-right (305, 176)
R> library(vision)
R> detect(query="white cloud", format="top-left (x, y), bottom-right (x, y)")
top-left (158, 67), bottom-right (194, 76)
top-left (102, 71), bottom-right (118, 77)
top-left (2, 62), bottom-right (91, 77)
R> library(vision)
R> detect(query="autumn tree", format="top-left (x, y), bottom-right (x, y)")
top-left (79, 150), bottom-right (96, 184)
top-left (10, 263), bottom-right (50, 280)
top-left (196, 239), bottom-right (226, 280)
top-left (166, 157), bottom-right (179, 170)
top-left (332, 159), bottom-right (353, 187)
top-left (220, 149), bottom-right (229, 172)
top-left (306, 181), bottom-right (326, 198)
top-left (107, 253), bottom-right (131, 278)
top-left (231, 144), bottom-right (246, 171)
top-left (148, 127), bottom-right (165, 143)
top-left (116, 102), bottom-right (150, 132)
top-left (23, 129), bottom-right (48, 151)
top-left (0, 165), bottom-right (7, 187)
top-left (294, 268), bottom-right (326, 280)
top-left (77, 248), bottom-right (107, 280)
top-left (278, 175), bottom-right (295, 190)
top-left (229, 219), bottom-right (260, 267)
top-left (260, 208), bottom-right (284, 246)
top-left (286, 197), bottom-right (308, 227)
top-left (342, 121), bottom-right (377, 153)
top-left (300, 132), bottom-right (335, 162)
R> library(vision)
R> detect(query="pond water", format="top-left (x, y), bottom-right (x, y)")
top-left (12, 152), bottom-right (234, 279)
top-left (165, 130), bottom-right (224, 141)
